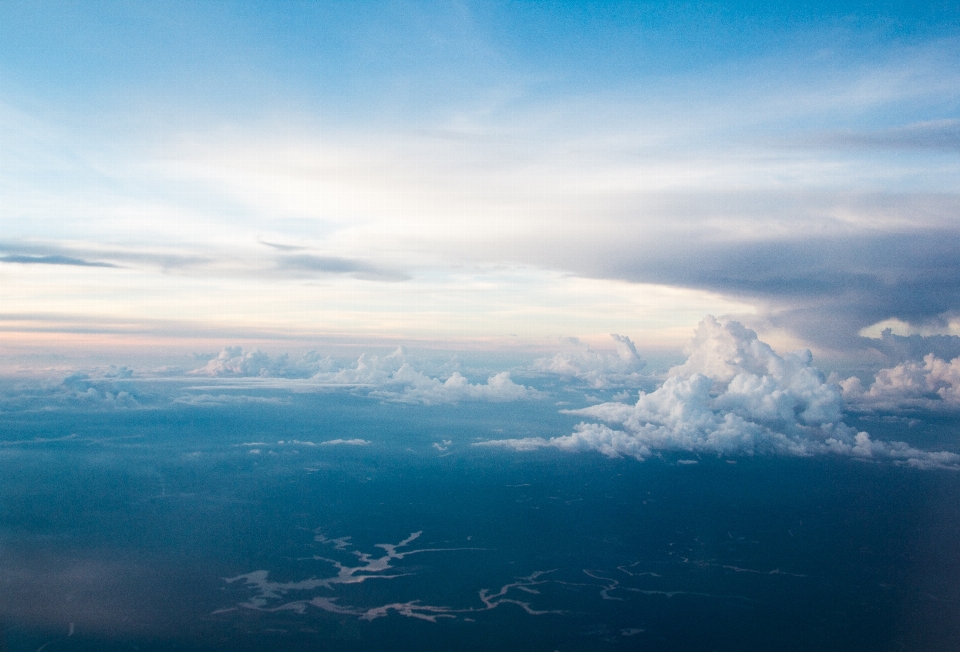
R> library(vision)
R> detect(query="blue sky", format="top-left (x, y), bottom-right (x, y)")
top-left (2, 1), bottom-right (960, 360)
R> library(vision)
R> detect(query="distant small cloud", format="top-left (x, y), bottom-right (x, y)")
top-left (174, 394), bottom-right (290, 406)
top-left (473, 438), bottom-right (551, 452)
top-left (534, 334), bottom-right (646, 388)
top-left (841, 353), bottom-right (960, 412)
top-left (312, 348), bottom-right (541, 404)
top-left (320, 439), bottom-right (370, 446)
top-left (0, 372), bottom-right (144, 411)
top-left (191, 347), bottom-right (334, 378)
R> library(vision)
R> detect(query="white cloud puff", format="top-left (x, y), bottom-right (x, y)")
top-left (477, 317), bottom-right (959, 469)
top-left (841, 354), bottom-right (960, 412)
top-left (534, 334), bottom-right (646, 388)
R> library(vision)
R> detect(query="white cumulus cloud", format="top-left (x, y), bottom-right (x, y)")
top-left (841, 354), bottom-right (960, 412)
top-left (477, 317), bottom-right (960, 469)
top-left (534, 334), bottom-right (646, 388)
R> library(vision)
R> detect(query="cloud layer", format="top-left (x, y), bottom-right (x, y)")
top-left (192, 346), bottom-right (538, 405)
top-left (478, 317), bottom-right (960, 469)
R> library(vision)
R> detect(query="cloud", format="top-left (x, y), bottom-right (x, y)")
top-left (258, 239), bottom-right (307, 252)
top-left (234, 438), bottom-right (370, 448)
top-left (0, 241), bottom-right (208, 271)
top-left (173, 393), bottom-right (290, 406)
top-left (477, 317), bottom-right (960, 469)
top-left (191, 347), bottom-right (334, 379)
top-left (275, 254), bottom-right (410, 282)
top-left (0, 373), bottom-right (145, 411)
top-left (372, 367), bottom-right (536, 404)
top-left (862, 329), bottom-right (960, 364)
top-left (546, 219), bottom-right (960, 353)
top-left (306, 347), bottom-right (538, 404)
top-left (534, 334), bottom-right (646, 388)
top-left (6, 27), bottom-right (960, 355)
top-left (818, 119), bottom-right (960, 152)
top-left (841, 353), bottom-right (960, 412)
top-left (191, 346), bottom-right (539, 404)
top-left (0, 254), bottom-right (118, 267)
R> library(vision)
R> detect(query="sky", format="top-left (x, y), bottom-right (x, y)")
top-left (6, 8), bottom-right (960, 647)
top-left (2, 1), bottom-right (960, 363)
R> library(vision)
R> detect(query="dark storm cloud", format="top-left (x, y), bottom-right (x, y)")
top-left (549, 231), bottom-right (960, 351)
top-left (865, 330), bottom-right (960, 363)
top-left (490, 189), bottom-right (960, 353)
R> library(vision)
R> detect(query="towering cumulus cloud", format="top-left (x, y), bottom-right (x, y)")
top-left (479, 317), bottom-right (959, 469)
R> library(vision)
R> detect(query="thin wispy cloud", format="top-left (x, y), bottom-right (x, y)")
top-left (275, 254), bottom-right (410, 282)
top-left (0, 254), bottom-right (118, 268)
top-left (809, 119), bottom-right (960, 152)
top-left (258, 240), bottom-right (308, 252)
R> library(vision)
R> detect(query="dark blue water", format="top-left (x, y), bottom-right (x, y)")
top-left (1, 394), bottom-right (958, 651)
